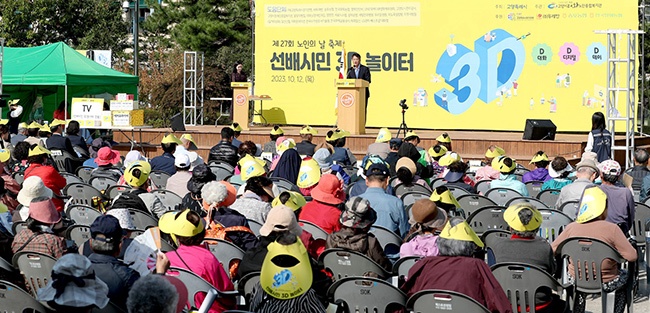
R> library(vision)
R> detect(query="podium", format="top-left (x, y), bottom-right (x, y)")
top-left (336, 79), bottom-right (369, 134)
top-left (231, 82), bottom-right (251, 130)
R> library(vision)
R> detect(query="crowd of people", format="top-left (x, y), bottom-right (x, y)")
top-left (0, 112), bottom-right (643, 313)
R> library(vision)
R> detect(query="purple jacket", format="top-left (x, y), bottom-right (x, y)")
top-left (522, 168), bottom-right (552, 183)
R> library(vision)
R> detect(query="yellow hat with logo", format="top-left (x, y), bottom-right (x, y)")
top-left (158, 209), bottom-right (206, 245)
top-left (230, 123), bottom-right (243, 132)
top-left (50, 119), bottom-right (67, 127)
top-left (439, 220), bottom-right (484, 247)
top-left (430, 187), bottom-right (461, 208)
top-left (375, 128), bottom-right (392, 143)
top-left (276, 138), bottom-right (296, 153)
top-left (28, 145), bottom-right (51, 157)
top-left (529, 152), bottom-right (550, 164)
top-left (438, 152), bottom-right (461, 167)
top-left (124, 160), bottom-right (151, 187)
top-left (0, 119), bottom-right (8, 126)
top-left (297, 158), bottom-right (321, 188)
top-left (299, 125), bottom-right (318, 135)
top-left (161, 134), bottom-right (182, 145)
top-left (0, 149), bottom-right (10, 163)
top-left (493, 156), bottom-right (517, 173)
top-left (428, 145), bottom-right (448, 158)
top-left (504, 204), bottom-right (543, 232)
top-left (239, 155), bottom-right (266, 181)
top-left (39, 124), bottom-right (51, 133)
top-left (576, 186), bottom-right (608, 224)
top-left (485, 146), bottom-right (506, 159)
top-left (272, 191), bottom-right (307, 211)
top-left (260, 239), bottom-right (312, 300)
top-left (404, 131), bottom-right (419, 141)
top-left (28, 121), bottom-right (41, 129)
top-left (270, 125), bottom-right (284, 135)
top-left (436, 133), bottom-right (452, 143)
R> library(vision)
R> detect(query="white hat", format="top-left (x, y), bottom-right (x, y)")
top-left (174, 153), bottom-right (191, 168)
top-left (106, 208), bottom-right (137, 231)
top-left (18, 176), bottom-right (53, 207)
top-left (124, 151), bottom-right (146, 169)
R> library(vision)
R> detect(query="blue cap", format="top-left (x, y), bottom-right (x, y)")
top-left (366, 163), bottom-right (390, 177)
top-left (90, 215), bottom-right (123, 242)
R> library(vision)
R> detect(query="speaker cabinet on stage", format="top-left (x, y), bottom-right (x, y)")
top-left (523, 119), bottom-right (556, 140)
top-left (170, 113), bottom-right (185, 132)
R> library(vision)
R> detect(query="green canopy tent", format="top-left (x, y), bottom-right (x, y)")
top-left (1, 42), bottom-right (138, 121)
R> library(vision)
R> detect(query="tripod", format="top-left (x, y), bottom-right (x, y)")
top-left (396, 107), bottom-right (409, 138)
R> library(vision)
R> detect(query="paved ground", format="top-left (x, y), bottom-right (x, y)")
top-left (583, 271), bottom-right (649, 313)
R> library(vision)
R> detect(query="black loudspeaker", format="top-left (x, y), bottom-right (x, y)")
top-left (523, 119), bottom-right (556, 140)
top-left (170, 113), bottom-right (185, 132)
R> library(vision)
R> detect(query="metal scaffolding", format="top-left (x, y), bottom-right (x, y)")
top-left (183, 51), bottom-right (205, 126)
top-left (596, 29), bottom-right (643, 168)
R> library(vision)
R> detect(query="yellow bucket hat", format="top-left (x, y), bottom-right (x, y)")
top-left (28, 121), bottom-right (42, 129)
top-left (297, 158), bottom-right (321, 188)
top-left (272, 191), bottom-right (307, 211)
top-left (299, 125), bottom-right (318, 135)
top-left (260, 239), bottom-right (312, 300)
top-left (375, 128), bottom-right (392, 143)
top-left (325, 131), bottom-right (340, 141)
top-left (576, 186), bottom-right (608, 224)
top-left (239, 155), bottom-right (266, 181)
top-left (270, 126), bottom-right (284, 135)
top-left (436, 133), bottom-right (452, 143)
top-left (158, 210), bottom-right (206, 245)
top-left (529, 152), bottom-right (550, 164)
top-left (439, 220), bottom-right (484, 247)
top-left (485, 146), bottom-right (506, 159)
top-left (28, 145), bottom-right (51, 157)
top-left (39, 124), bottom-right (51, 133)
top-left (124, 160), bottom-right (151, 187)
top-left (0, 149), bottom-right (10, 163)
top-left (404, 131), bottom-right (419, 141)
top-left (335, 129), bottom-right (351, 138)
top-left (430, 187), bottom-right (461, 208)
top-left (180, 134), bottom-right (195, 144)
top-left (504, 204), bottom-right (543, 232)
top-left (428, 145), bottom-right (448, 158)
top-left (230, 123), bottom-right (243, 132)
top-left (276, 138), bottom-right (296, 153)
top-left (162, 134), bottom-right (182, 145)
top-left (438, 152), bottom-right (461, 167)
top-left (493, 156), bottom-right (517, 173)
top-left (50, 119), bottom-right (67, 127)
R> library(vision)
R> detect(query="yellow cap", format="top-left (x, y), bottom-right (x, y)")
top-left (430, 188), bottom-right (461, 208)
top-left (0, 203), bottom-right (8, 214)
top-left (50, 119), bottom-right (67, 127)
top-left (272, 191), bottom-right (307, 211)
top-left (0, 149), bottom-right (10, 163)
top-left (493, 156), bottom-right (517, 173)
top-left (39, 124), bottom-right (51, 133)
top-left (428, 145), bottom-right (448, 158)
top-left (28, 145), bottom-right (51, 157)
top-left (124, 161), bottom-right (151, 187)
top-left (436, 133), bottom-right (452, 143)
top-left (260, 239), bottom-right (312, 299)
top-left (375, 128), bottom-right (392, 143)
top-left (439, 220), bottom-right (484, 247)
top-left (529, 152), bottom-right (550, 164)
top-left (504, 204), bottom-right (543, 232)
top-left (299, 125), bottom-right (318, 135)
top-left (238, 155), bottom-right (266, 181)
top-left (162, 134), bottom-right (182, 145)
top-left (0, 119), bottom-right (8, 126)
top-left (276, 138), bottom-right (296, 153)
top-left (404, 131), bottom-right (419, 140)
top-left (18, 122), bottom-right (28, 129)
top-left (28, 121), bottom-right (41, 129)
top-left (438, 152), bottom-right (461, 167)
top-left (230, 123), bottom-right (243, 132)
top-left (159, 210), bottom-right (206, 245)
top-left (485, 146), bottom-right (506, 159)
top-left (297, 158), bottom-right (321, 188)
top-left (335, 129), bottom-right (351, 138)
top-left (180, 134), bottom-right (195, 144)
top-left (270, 126), bottom-right (284, 135)
top-left (576, 187), bottom-right (608, 223)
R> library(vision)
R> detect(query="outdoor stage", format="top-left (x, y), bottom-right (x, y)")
top-left (112, 125), bottom-right (650, 169)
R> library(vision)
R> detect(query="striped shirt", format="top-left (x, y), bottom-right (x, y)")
top-left (249, 282), bottom-right (325, 313)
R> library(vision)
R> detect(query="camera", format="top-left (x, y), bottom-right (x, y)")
top-left (399, 99), bottom-right (408, 110)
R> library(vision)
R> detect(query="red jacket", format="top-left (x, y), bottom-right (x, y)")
top-left (299, 201), bottom-right (342, 234)
top-left (24, 164), bottom-right (66, 212)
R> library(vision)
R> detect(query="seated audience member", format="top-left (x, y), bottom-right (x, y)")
top-left (88, 215), bottom-right (140, 309)
top-left (430, 185), bottom-right (464, 218)
top-left (367, 128), bottom-right (392, 159)
top-left (400, 199), bottom-right (447, 257)
top-left (404, 131), bottom-right (422, 150)
top-left (248, 233), bottom-right (327, 313)
top-left (24, 145), bottom-right (66, 211)
top-left (326, 197), bottom-right (391, 273)
top-left (490, 156), bottom-right (529, 196)
top-left (299, 174), bottom-right (345, 234)
top-left (14, 176), bottom-right (52, 222)
top-left (541, 156), bottom-right (573, 191)
top-left (296, 125), bottom-right (318, 157)
top-left (264, 125), bottom-right (284, 155)
top-left (269, 136), bottom-right (294, 169)
top-left (37, 254), bottom-right (110, 313)
top-left (270, 148), bottom-right (301, 184)
top-left (598, 160), bottom-right (635, 233)
top-left (475, 145), bottom-right (505, 181)
top-left (12, 141), bottom-right (31, 173)
top-left (83, 138), bottom-right (110, 168)
top-left (360, 163), bottom-right (408, 238)
top-left (10, 122), bottom-right (27, 147)
top-left (236, 154), bottom-right (268, 185)
top-left (623, 148), bottom-right (650, 192)
top-left (65, 120), bottom-right (89, 156)
top-left (436, 132), bottom-right (453, 151)
top-left (150, 134), bottom-right (182, 175)
top-left (391, 157), bottom-right (428, 188)
top-left (165, 153), bottom-right (192, 197)
top-left (46, 119), bottom-right (77, 156)
top-left (12, 197), bottom-right (66, 258)
top-left (556, 158), bottom-right (599, 209)
top-left (522, 151), bottom-right (552, 183)
top-left (159, 209), bottom-right (236, 312)
top-left (180, 164), bottom-right (217, 214)
top-left (313, 147), bottom-right (350, 185)
top-left (81, 208), bottom-right (136, 260)
top-left (201, 181), bottom-right (258, 250)
top-left (230, 123), bottom-right (243, 148)
top-left (0, 149), bottom-right (20, 211)
top-left (348, 156), bottom-right (393, 197)
top-left (385, 138), bottom-right (403, 176)
top-left (551, 187), bottom-right (637, 313)
top-left (444, 161), bottom-right (477, 193)
top-left (401, 217), bottom-right (512, 313)
top-left (329, 129), bottom-right (356, 166)
top-left (127, 274), bottom-right (187, 313)
top-left (272, 191), bottom-right (325, 257)
top-left (229, 176), bottom-right (274, 224)
top-left (25, 122), bottom-right (44, 147)
top-left (90, 146), bottom-right (123, 182)
top-left (122, 161), bottom-right (168, 218)
top-left (398, 142), bottom-right (433, 179)
top-left (426, 144), bottom-right (448, 178)
top-left (296, 158), bottom-right (321, 196)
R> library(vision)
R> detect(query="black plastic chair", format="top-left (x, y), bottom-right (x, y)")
top-left (12, 221), bottom-right (27, 235)
top-left (12, 252), bottom-right (57, 296)
top-left (429, 177), bottom-right (447, 190)
top-left (394, 183), bottom-right (432, 199)
top-left (89, 176), bottom-right (119, 193)
top-left (150, 170), bottom-right (171, 189)
top-left (204, 238), bottom-right (245, 279)
top-left (166, 266), bottom-right (238, 309)
top-left (237, 272), bottom-right (260, 308)
top-left (129, 209), bottom-right (158, 230)
top-left (466, 206), bottom-right (508, 236)
top-left (481, 229), bottom-right (511, 248)
top-left (66, 205), bottom-right (103, 226)
top-left (504, 196), bottom-right (549, 209)
top-left (537, 209), bottom-right (572, 242)
top-left (456, 194), bottom-right (497, 218)
top-left (474, 180), bottom-right (491, 195)
top-left (400, 191), bottom-right (431, 208)
top-left (151, 189), bottom-right (183, 211)
top-left (485, 188), bottom-right (523, 207)
top-left (406, 289), bottom-right (490, 313)
top-left (319, 248), bottom-right (390, 280)
top-left (558, 200), bottom-right (580, 220)
top-left (61, 172), bottom-right (83, 185)
top-left (269, 177), bottom-right (301, 193)
top-left (66, 224), bottom-right (92, 247)
top-left (0, 279), bottom-right (49, 312)
top-left (209, 162), bottom-right (236, 181)
top-left (63, 182), bottom-right (104, 207)
top-left (299, 220), bottom-right (328, 241)
top-left (392, 256), bottom-right (422, 285)
top-left (327, 276), bottom-right (406, 313)
top-left (246, 219), bottom-right (263, 237)
top-left (12, 171), bottom-right (24, 185)
top-left (446, 185), bottom-right (470, 199)
top-left (369, 225), bottom-right (403, 255)
top-left (536, 189), bottom-right (561, 209)
top-left (525, 181), bottom-right (544, 198)
top-left (76, 166), bottom-right (94, 183)
top-left (106, 185), bottom-right (133, 200)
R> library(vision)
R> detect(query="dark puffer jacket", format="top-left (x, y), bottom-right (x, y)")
top-left (325, 227), bottom-right (391, 274)
top-left (208, 140), bottom-right (239, 167)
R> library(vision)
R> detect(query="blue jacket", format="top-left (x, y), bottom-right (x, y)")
top-left (490, 174), bottom-right (529, 196)
top-left (150, 152), bottom-right (176, 175)
top-left (359, 187), bottom-right (409, 238)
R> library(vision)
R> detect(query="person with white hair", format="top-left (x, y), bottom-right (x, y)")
top-left (10, 122), bottom-right (27, 146)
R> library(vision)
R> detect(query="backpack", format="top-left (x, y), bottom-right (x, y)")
top-left (112, 191), bottom-right (149, 214)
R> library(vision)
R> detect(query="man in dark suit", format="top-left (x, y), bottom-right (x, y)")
top-left (46, 119), bottom-right (77, 156)
top-left (346, 52), bottom-right (371, 116)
